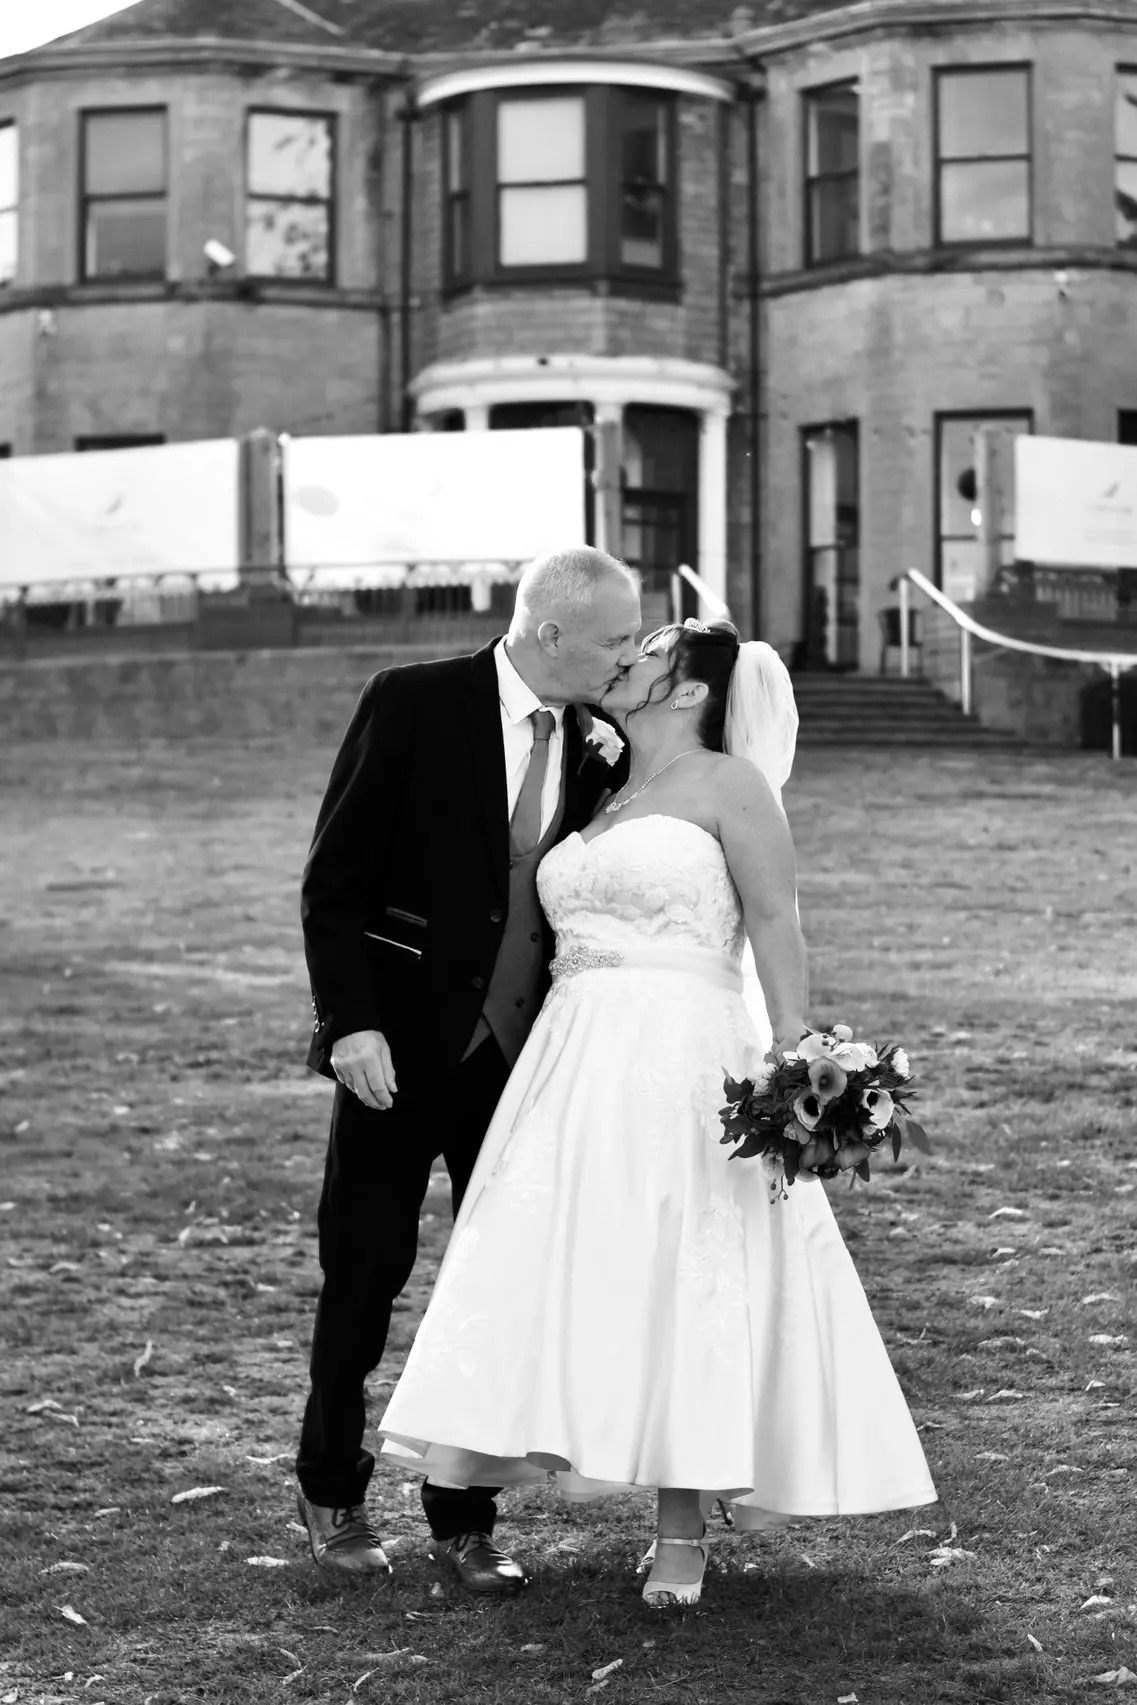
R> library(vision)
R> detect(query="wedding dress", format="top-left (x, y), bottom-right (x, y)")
top-left (377, 814), bottom-right (937, 1527)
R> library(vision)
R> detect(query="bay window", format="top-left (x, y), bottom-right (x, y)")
top-left (442, 86), bottom-right (677, 289)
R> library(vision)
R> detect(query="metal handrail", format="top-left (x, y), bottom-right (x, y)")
top-left (899, 567), bottom-right (1137, 761)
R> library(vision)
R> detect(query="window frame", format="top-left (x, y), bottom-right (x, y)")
top-left (79, 106), bottom-right (169, 284)
top-left (441, 85), bottom-right (680, 293)
top-left (609, 87), bottom-right (680, 280)
top-left (802, 80), bottom-right (860, 269)
top-left (442, 103), bottom-right (472, 288)
top-left (933, 64), bottom-right (1033, 250)
top-left (493, 87), bottom-right (593, 279)
top-left (933, 408), bottom-right (1033, 591)
top-left (244, 106), bottom-right (337, 286)
top-left (0, 118), bottom-right (17, 288)
top-left (799, 419), bottom-right (861, 669)
top-left (1115, 66), bottom-right (1137, 249)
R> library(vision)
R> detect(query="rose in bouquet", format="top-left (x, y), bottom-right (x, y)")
top-left (719, 1024), bottom-right (931, 1190)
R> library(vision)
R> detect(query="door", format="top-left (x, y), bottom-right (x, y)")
top-left (802, 421), bottom-right (859, 669)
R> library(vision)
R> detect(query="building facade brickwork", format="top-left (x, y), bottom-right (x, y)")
top-left (2, 0), bottom-right (1137, 672)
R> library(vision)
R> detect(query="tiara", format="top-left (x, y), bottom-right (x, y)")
top-left (682, 617), bottom-right (712, 634)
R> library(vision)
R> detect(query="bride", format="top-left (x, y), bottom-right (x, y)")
top-left (377, 618), bottom-right (937, 1606)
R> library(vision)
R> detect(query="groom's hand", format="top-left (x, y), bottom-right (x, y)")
top-left (330, 1030), bottom-right (397, 1111)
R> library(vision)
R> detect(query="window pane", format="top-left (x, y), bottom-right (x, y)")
top-left (621, 186), bottom-right (663, 268)
top-left (940, 159), bottom-right (1030, 241)
top-left (809, 177), bottom-right (859, 261)
top-left (85, 198), bottom-right (166, 277)
top-left (939, 415), bottom-right (1029, 534)
top-left (499, 184), bottom-right (587, 265)
top-left (498, 98), bottom-right (584, 185)
top-left (0, 122), bottom-right (16, 210)
top-left (0, 210), bottom-right (15, 284)
top-left (1118, 73), bottom-right (1137, 158)
top-left (85, 111), bottom-right (165, 195)
top-left (807, 85), bottom-right (858, 176)
top-left (248, 112), bottom-right (332, 199)
top-left (622, 95), bottom-right (666, 185)
top-left (938, 70), bottom-right (1029, 159)
top-left (1117, 160), bottom-right (1137, 245)
top-left (446, 108), bottom-right (464, 194)
top-left (247, 198), bottom-right (330, 277)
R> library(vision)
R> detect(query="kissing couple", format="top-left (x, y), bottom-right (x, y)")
top-left (295, 546), bottom-right (936, 1607)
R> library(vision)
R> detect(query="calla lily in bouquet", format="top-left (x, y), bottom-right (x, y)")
top-left (719, 1024), bottom-right (931, 1192)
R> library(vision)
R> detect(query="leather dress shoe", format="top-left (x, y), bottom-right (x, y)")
top-left (428, 1530), bottom-right (528, 1594)
top-left (297, 1491), bottom-right (392, 1576)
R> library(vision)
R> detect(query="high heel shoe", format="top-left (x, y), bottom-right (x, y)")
top-left (639, 1528), bottom-right (710, 1608)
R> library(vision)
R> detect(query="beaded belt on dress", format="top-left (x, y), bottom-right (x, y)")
top-left (549, 939), bottom-right (743, 994)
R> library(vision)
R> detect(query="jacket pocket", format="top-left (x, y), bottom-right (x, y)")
top-left (384, 905), bottom-right (428, 929)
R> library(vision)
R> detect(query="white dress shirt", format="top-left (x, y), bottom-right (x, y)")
top-left (494, 640), bottom-right (566, 840)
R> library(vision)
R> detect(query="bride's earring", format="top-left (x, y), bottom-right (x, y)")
top-left (670, 699), bottom-right (680, 710)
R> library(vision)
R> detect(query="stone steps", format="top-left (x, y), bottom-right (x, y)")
top-left (791, 673), bottom-right (1027, 749)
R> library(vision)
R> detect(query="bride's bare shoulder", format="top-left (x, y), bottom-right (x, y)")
top-left (710, 752), bottom-right (776, 796)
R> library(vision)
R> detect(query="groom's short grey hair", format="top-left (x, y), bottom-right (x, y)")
top-left (513, 547), bottom-right (639, 628)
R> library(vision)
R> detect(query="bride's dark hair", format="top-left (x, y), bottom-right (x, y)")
top-left (633, 619), bottom-right (741, 752)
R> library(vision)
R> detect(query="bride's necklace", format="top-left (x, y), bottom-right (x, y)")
top-left (604, 749), bottom-right (703, 814)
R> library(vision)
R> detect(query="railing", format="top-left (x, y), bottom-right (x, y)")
top-left (0, 557), bottom-right (732, 663)
top-left (898, 568), bottom-right (1137, 761)
top-left (0, 562), bottom-right (528, 662)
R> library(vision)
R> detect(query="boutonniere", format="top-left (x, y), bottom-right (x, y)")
top-left (576, 706), bottom-right (624, 769)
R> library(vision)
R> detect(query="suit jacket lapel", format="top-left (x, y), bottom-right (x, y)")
top-left (464, 639), bottom-right (510, 898)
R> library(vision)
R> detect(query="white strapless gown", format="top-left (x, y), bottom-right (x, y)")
top-left (378, 816), bottom-right (937, 1527)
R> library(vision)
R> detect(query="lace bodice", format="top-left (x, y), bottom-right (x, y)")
top-left (538, 815), bottom-right (746, 959)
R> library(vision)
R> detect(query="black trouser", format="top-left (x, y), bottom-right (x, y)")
top-left (296, 1035), bottom-right (509, 1540)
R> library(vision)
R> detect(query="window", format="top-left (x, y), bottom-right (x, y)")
top-left (443, 105), bottom-right (470, 283)
top-left (1120, 410), bottom-right (1137, 445)
top-left (802, 423), bottom-right (860, 668)
top-left (442, 87), bottom-right (677, 289)
top-left (0, 443), bottom-right (11, 457)
top-left (935, 68), bottom-right (1031, 245)
top-left (936, 412), bottom-right (1031, 599)
top-left (618, 92), bottom-right (671, 270)
top-left (0, 121), bottom-right (16, 286)
top-left (497, 96), bottom-right (588, 267)
top-left (75, 434), bottom-right (165, 450)
top-left (1116, 71), bottom-right (1137, 246)
top-left (803, 84), bottom-right (859, 265)
top-left (81, 109), bottom-right (167, 281)
top-left (246, 110), bottom-right (334, 281)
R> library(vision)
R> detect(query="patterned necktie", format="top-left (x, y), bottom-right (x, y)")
top-left (510, 709), bottom-right (556, 855)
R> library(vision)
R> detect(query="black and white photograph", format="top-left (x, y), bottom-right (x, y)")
top-left (1, 0), bottom-right (1135, 1700)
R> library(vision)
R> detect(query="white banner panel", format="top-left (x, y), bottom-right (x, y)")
top-left (282, 428), bottom-right (587, 571)
top-left (1016, 435), bottom-right (1137, 569)
top-left (0, 440), bottom-right (241, 590)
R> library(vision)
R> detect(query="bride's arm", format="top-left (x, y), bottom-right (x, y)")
top-left (713, 756), bottom-right (809, 1053)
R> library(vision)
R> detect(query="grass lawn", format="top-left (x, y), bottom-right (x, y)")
top-left (0, 736), bottom-right (1134, 1705)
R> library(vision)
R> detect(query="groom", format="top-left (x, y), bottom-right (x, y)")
top-left (296, 547), bottom-right (640, 1592)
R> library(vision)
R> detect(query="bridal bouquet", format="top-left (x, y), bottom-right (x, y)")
top-left (719, 1025), bottom-right (931, 1189)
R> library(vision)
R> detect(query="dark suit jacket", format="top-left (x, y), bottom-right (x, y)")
top-left (302, 637), bottom-right (629, 1093)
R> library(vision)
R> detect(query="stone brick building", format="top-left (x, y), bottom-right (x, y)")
top-left (3, 0), bottom-right (1137, 670)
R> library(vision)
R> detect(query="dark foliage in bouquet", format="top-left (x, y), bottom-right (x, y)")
top-left (719, 1024), bottom-right (932, 1189)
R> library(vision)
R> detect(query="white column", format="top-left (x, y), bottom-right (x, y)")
top-left (697, 407), bottom-right (729, 618)
top-left (464, 403), bottom-right (490, 430)
top-left (592, 401), bottom-right (623, 557)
